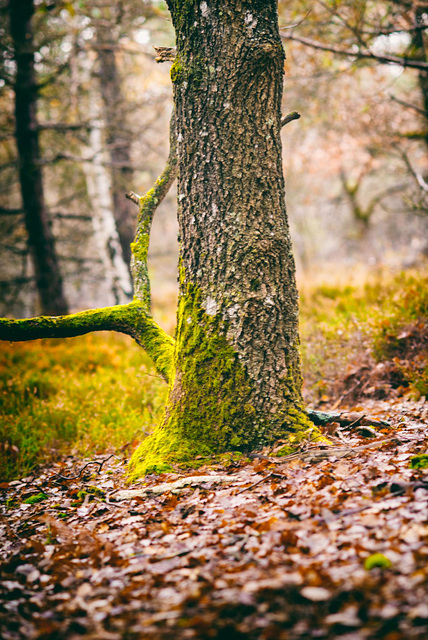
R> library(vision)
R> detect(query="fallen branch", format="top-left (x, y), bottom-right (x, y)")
top-left (252, 438), bottom-right (398, 465)
top-left (307, 409), bottom-right (390, 428)
top-left (113, 474), bottom-right (247, 500)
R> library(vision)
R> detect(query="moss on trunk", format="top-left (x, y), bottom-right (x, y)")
top-left (128, 277), bottom-right (318, 479)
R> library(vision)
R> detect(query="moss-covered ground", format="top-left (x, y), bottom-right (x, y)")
top-left (1, 267), bottom-right (426, 480)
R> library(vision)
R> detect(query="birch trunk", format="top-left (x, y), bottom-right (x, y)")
top-left (82, 55), bottom-right (132, 305)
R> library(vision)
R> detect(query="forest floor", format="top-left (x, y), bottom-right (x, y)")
top-left (1, 398), bottom-right (427, 640)
top-left (1, 269), bottom-right (427, 639)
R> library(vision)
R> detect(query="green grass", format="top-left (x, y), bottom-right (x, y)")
top-left (299, 269), bottom-right (428, 402)
top-left (0, 332), bottom-right (168, 480)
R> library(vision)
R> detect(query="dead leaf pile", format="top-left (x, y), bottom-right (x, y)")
top-left (1, 399), bottom-right (427, 639)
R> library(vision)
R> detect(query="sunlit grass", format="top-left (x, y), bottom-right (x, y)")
top-left (0, 332), bottom-right (168, 480)
top-left (299, 268), bottom-right (428, 402)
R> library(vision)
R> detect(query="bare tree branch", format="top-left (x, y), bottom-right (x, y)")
top-left (0, 207), bottom-right (22, 216)
top-left (281, 33), bottom-right (428, 71)
top-left (281, 111), bottom-right (301, 127)
top-left (390, 94), bottom-right (427, 117)
top-left (126, 191), bottom-right (141, 205)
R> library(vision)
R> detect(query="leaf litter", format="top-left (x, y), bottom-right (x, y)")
top-left (0, 399), bottom-right (427, 639)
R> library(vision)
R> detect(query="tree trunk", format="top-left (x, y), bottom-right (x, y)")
top-left (129, 0), bottom-right (314, 476)
top-left (10, 0), bottom-right (68, 316)
top-left (96, 23), bottom-right (136, 269)
top-left (413, 6), bottom-right (428, 149)
top-left (83, 62), bottom-right (133, 305)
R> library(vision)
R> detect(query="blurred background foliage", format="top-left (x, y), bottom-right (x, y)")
top-left (0, 0), bottom-right (427, 479)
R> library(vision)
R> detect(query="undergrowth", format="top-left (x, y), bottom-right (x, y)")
top-left (0, 333), bottom-right (167, 480)
top-left (299, 269), bottom-right (428, 404)
top-left (1, 268), bottom-right (426, 480)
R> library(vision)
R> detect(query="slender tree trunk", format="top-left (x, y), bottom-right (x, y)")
top-left (414, 6), bottom-right (428, 148)
top-left (129, 0), bottom-right (313, 476)
top-left (96, 22), bottom-right (135, 269)
top-left (83, 84), bottom-right (132, 305)
top-left (10, 0), bottom-right (68, 316)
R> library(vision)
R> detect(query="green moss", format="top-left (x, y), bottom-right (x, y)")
top-left (410, 454), bottom-right (428, 469)
top-left (170, 57), bottom-right (184, 84)
top-left (23, 493), bottom-right (48, 504)
top-left (276, 445), bottom-right (297, 457)
top-left (128, 279), bottom-right (318, 480)
top-left (85, 485), bottom-right (105, 497)
top-left (364, 553), bottom-right (392, 570)
top-left (76, 486), bottom-right (105, 502)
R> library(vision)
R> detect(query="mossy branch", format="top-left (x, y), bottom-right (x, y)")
top-left (0, 302), bottom-right (175, 383)
top-left (129, 111), bottom-right (178, 309)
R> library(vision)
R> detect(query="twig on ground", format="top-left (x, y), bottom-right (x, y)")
top-left (49, 454), bottom-right (122, 483)
top-left (236, 473), bottom-right (273, 494)
top-left (342, 413), bottom-right (367, 430)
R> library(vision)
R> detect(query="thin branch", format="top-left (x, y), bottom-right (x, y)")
top-left (280, 33), bottom-right (428, 71)
top-left (36, 60), bottom-right (70, 90)
top-left (281, 111), bottom-right (301, 127)
top-left (0, 207), bottom-right (22, 216)
top-left (126, 191), bottom-right (141, 205)
top-left (400, 150), bottom-right (428, 193)
top-left (0, 277), bottom-right (34, 288)
top-left (390, 94), bottom-right (427, 117)
top-left (51, 212), bottom-right (92, 221)
top-left (49, 454), bottom-right (121, 483)
top-left (131, 110), bottom-right (178, 308)
top-left (38, 121), bottom-right (92, 131)
top-left (279, 10), bottom-right (311, 31)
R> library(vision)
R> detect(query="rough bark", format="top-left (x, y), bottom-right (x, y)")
top-left (129, 0), bottom-right (315, 478)
top-left (10, 0), bottom-right (68, 316)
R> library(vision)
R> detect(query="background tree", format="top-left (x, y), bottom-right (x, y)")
top-left (0, 0), bottom-right (173, 315)
top-left (276, 0), bottom-right (428, 267)
top-left (8, 0), bottom-right (69, 315)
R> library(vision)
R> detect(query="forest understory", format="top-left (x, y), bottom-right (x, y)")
top-left (1, 270), bottom-right (427, 639)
